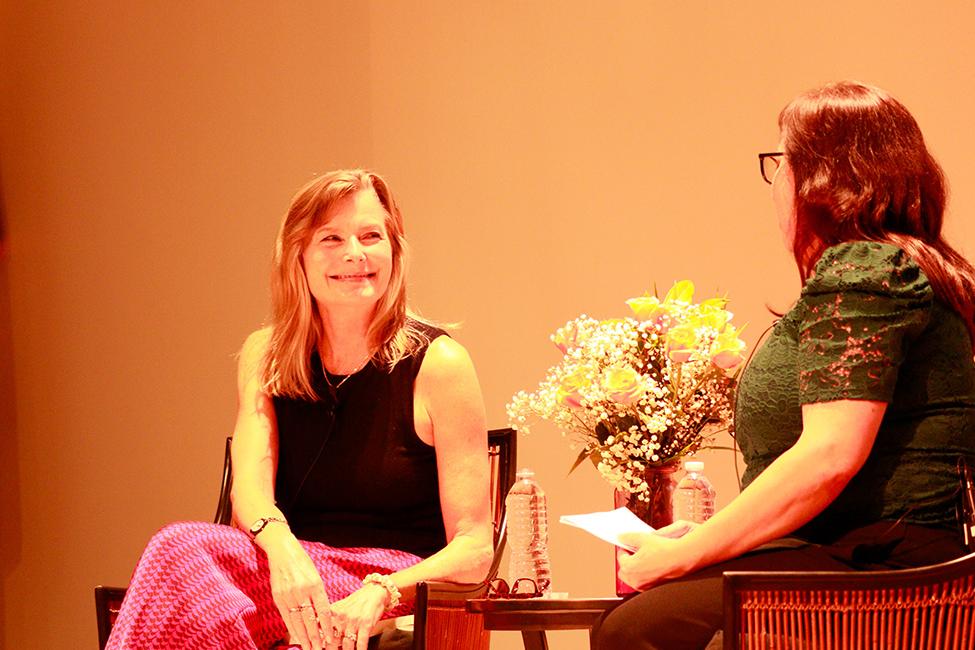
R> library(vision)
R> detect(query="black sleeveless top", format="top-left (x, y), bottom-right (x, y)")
top-left (272, 324), bottom-right (448, 558)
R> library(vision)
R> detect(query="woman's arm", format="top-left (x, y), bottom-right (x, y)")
top-left (618, 399), bottom-right (886, 589)
top-left (329, 335), bottom-right (494, 648)
top-left (230, 328), bottom-right (283, 531)
top-left (230, 329), bottom-right (331, 650)
top-left (392, 334), bottom-right (496, 590)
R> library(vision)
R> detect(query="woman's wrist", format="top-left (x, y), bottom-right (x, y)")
top-left (362, 573), bottom-right (401, 611)
top-left (674, 525), bottom-right (717, 574)
top-left (254, 524), bottom-right (300, 557)
top-left (248, 516), bottom-right (288, 539)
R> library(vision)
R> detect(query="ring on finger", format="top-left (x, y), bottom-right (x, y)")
top-left (344, 632), bottom-right (357, 641)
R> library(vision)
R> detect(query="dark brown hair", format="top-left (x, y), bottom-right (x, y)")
top-left (779, 81), bottom-right (975, 338)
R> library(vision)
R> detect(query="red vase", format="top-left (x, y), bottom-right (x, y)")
top-left (613, 462), bottom-right (679, 596)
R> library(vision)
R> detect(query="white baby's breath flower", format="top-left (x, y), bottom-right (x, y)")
top-left (506, 287), bottom-right (741, 491)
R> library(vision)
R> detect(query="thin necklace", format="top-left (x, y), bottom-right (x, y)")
top-left (321, 354), bottom-right (370, 393)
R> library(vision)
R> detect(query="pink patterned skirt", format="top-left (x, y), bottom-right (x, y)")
top-left (107, 521), bottom-right (421, 650)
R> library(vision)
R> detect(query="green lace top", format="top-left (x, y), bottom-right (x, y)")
top-left (736, 241), bottom-right (975, 543)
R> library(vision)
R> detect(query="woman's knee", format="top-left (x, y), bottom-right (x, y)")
top-left (148, 521), bottom-right (202, 548)
top-left (592, 578), bottom-right (722, 650)
top-left (593, 620), bottom-right (642, 649)
top-left (593, 601), bottom-right (654, 650)
top-left (142, 521), bottom-right (230, 565)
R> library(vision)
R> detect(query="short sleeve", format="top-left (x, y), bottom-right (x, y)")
top-left (797, 241), bottom-right (933, 404)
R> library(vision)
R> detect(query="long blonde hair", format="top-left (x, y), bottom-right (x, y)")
top-left (262, 169), bottom-right (431, 399)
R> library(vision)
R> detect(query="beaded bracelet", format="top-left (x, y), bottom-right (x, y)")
top-left (362, 573), bottom-right (401, 611)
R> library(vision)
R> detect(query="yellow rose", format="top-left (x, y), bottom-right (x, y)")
top-left (626, 293), bottom-right (676, 331)
top-left (602, 366), bottom-right (645, 405)
top-left (552, 322), bottom-right (582, 354)
top-left (710, 327), bottom-right (747, 370)
top-left (556, 369), bottom-right (589, 408)
top-left (626, 293), bottom-right (659, 320)
top-left (694, 302), bottom-right (732, 331)
top-left (666, 323), bottom-right (698, 363)
top-left (664, 280), bottom-right (695, 304)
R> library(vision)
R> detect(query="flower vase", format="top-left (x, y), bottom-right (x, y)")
top-left (613, 462), bottom-right (679, 596)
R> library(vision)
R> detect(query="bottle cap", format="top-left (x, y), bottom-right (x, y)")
top-left (516, 468), bottom-right (535, 479)
top-left (684, 460), bottom-right (704, 472)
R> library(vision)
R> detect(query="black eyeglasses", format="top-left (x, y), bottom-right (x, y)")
top-left (487, 577), bottom-right (548, 599)
top-left (758, 152), bottom-right (784, 184)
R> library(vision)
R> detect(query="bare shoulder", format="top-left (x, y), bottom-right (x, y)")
top-left (241, 327), bottom-right (272, 356)
top-left (416, 334), bottom-right (484, 413)
top-left (420, 334), bottom-right (476, 381)
top-left (416, 334), bottom-right (486, 447)
top-left (238, 327), bottom-right (272, 387)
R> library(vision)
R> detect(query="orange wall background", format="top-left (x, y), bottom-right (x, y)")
top-left (3, 3), bottom-right (975, 649)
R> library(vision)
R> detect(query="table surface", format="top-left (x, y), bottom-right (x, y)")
top-left (468, 596), bottom-right (622, 613)
top-left (468, 597), bottom-right (624, 650)
top-left (468, 596), bottom-right (623, 630)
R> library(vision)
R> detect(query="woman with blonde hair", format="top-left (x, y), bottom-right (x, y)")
top-left (108, 170), bottom-right (494, 650)
top-left (593, 81), bottom-right (975, 649)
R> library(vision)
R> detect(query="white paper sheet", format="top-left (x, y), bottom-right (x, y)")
top-left (559, 507), bottom-right (655, 551)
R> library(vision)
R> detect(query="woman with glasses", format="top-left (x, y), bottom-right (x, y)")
top-left (107, 170), bottom-right (494, 650)
top-left (593, 81), bottom-right (975, 649)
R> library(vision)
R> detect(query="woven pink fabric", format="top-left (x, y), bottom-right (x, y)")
top-left (106, 521), bottom-right (421, 649)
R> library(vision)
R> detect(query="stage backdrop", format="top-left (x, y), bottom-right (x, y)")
top-left (2, 2), bottom-right (974, 648)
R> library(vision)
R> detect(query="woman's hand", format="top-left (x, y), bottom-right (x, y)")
top-left (322, 584), bottom-right (389, 650)
top-left (264, 533), bottom-right (332, 650)
top-left (617, 529), bottom-right (699, 591)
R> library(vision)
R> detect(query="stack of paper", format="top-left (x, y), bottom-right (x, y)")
top-left (559, 507), bottom-right (654, 551)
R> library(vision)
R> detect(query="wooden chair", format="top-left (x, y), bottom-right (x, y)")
top-left (722, 550), bottom-right (975, 649)
top-left (413, 426), bottom-right (517, 650)
top-left (94, 438), bottom-right (235, 648)
top-left (95, 428), bottom-right (517, 650)
top-left (723, 461), bottom-right (975, 649)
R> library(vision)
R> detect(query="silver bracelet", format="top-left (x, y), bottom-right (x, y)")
top-left (362, 572), bottom-right (401, 611)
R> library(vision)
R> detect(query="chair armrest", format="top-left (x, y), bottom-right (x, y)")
top-left (420, 580), bottom-right (490, 602)
top-left (723, 550), bottom-right (975, 593)
top-left (414, 580), bottom-right (491, 650)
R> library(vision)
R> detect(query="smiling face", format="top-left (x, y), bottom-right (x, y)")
top-left (301, 188), bottom-right (393, 314)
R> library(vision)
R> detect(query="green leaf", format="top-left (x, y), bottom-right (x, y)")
top-left (568, 447), bottom-right (602, 475)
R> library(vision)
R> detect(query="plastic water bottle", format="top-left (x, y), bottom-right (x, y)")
top-left (673, 460), bottom-right (716, 523)
top-left (505, 468), bottom-right (551, 594)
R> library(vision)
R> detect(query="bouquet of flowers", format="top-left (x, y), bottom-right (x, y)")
top-left (506, 280), bottom-right (746, 502)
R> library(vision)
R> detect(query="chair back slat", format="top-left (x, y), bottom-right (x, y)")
top-left (487, 427), bottom-right (517, 546)
top-left (725, 563), bottom-right (975, 649)
top-left (214, 436), bottom-right (233, 525)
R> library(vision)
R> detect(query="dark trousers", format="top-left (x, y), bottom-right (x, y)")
top-left (590, 522), bottom-right (966, 650)
top-left (373, 628), bottom-right (413, 649)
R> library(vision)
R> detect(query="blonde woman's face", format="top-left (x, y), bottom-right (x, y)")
top-left (302, 189), bottom-right (393, 312)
